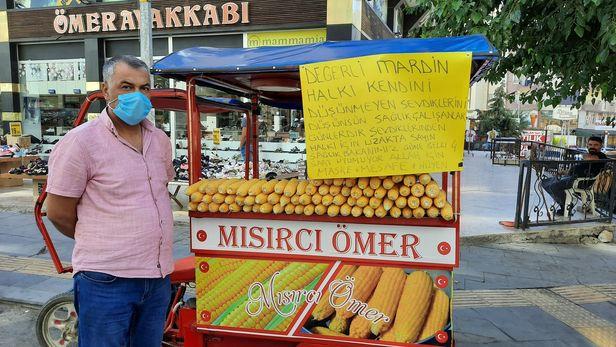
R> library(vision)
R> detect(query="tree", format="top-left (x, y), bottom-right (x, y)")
top-left (408, 0), bottom-right (616, 107)
top-left (478, 86), bottom-right (529, 137)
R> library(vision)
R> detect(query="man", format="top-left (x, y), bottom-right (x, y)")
top-left (46, 56), bottom-right (175, 346)
top-left (541, 136), bottom-right (606, 216)
top-left (238, 113), bottom-right (251, 161)
top-left (465, 128), bottom-right (476, 154)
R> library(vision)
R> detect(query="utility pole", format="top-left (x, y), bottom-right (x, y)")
top-left (139, 0), bottom-right (155, 124)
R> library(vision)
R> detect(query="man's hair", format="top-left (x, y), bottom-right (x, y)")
top-left (588, 136), bottom-right (603, 144)
top-left (102, 56), bottom-right (149, 83)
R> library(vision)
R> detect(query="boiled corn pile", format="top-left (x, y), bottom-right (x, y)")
top-left (307, 268), bottom-right (450, 343)
top-left (195, 258), bottom-right (245, 298)
top-left (186, 174), bottom-right (454, 220)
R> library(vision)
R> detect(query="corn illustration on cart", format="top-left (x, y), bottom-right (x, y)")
top-left (150, 35), bottom-right (498, 347)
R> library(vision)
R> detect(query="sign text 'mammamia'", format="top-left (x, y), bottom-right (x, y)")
top-left (53, 1), bottom-right (249, 34)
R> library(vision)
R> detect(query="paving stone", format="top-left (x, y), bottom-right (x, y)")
top-left (581, 302), bottom-right (616, 324)
top-left (453, 308), bottom-right (513, 344)
top-left (0, 270), bottom-right (49, 287)
top-left (27, 277), bottom-right (73, 293)
top-left (0, 285), bottom-right (57, 306)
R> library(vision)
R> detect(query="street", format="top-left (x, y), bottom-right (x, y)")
top-left (0, 302), bottom-right (39, 347)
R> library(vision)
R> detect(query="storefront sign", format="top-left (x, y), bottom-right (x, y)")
top-left (9, 122), bottom-right (22, 136)
top-left (522, 130), bottom-right (550, 143)
top-left (246, 28), bottom-right (326, 48)
top-left (300, 53), bottom-right (471, 178)
top-left (52, 1), bottom-right (249, 34)
top-left (191, 217), bottom-right (457, 266)
top-left (552, 105), bottom-right (578, 121)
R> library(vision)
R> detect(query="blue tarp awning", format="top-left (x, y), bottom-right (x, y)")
top-left (152, 35), bottom-right (498, 109)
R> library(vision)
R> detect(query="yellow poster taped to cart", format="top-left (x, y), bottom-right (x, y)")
top-left (300, 52), bottom-right (472, 179)
top-left (9, 122), bottom-right (22, 136)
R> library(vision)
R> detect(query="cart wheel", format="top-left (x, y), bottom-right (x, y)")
top-left (36, 291), bottom-right (78, 347)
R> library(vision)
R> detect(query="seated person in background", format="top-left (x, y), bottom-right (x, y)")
top-left (542, 136), bottom-right (606, 216)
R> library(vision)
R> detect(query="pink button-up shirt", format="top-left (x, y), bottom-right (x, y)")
top-left (46, 109), bottom-right (175, 278)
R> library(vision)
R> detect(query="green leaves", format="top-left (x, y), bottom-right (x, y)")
top-left (408, 0), bottom-right (616, 106)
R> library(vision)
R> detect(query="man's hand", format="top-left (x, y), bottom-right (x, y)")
top-left (46, 193), bottom-right (80, 239)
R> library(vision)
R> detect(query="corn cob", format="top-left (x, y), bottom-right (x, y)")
top-left (383, 198), bottom-right (394, 211)
top-left (220, 263), bottom-right (327, 329)
top-left (299, 194), bottom-right (312, 206)
top-left (407, 196), bottom-right (420, 209)
top-left (242, 204), bottom-right (252, 212)
top-left (311, 193), bottom-right (323, 205)
top-left (296, 180), bottom-right (309, 195)
top-left (273, 203), bottom-right (284, 214)
top-left (347, 196), bottom-right (357, 207)
top-left (219, 203), bottom-right (230, 213)
top-left (390, 206), bottom-right (402, 218)
top-left (382, 178), bottom-right (395, 189)
top-left (197, 180), bottom-right (210, 194)
top-left (333, 195), bottom-right (346, 206)
top-left (357, 177), bottom-right (369, 189)
top-left (341, 186), bottom-right (352, 197)
top-left (248, 180), bottom-right (267, 196)
top-left (284, 178), bottom-right (299, 197)
top-left (363, 187), bottom-right (375, 198)
top-left (328, 313), bottom-right (350, 333)
top-left (356, 196), bottom-right (369, 208)
top-left (274, 179), bottom-right (289, 195)
top-left (411, 184), bottom-right (424, 197)
top-left (374, 187), bottom-right (387, 199)
top-left (312, 265), bottom-right (357, 320)
top-left (418, 289), bottom-right (450, 341)
top-left (315, 204), bottom-right (327, 215)
top-left (224, 195), bottom-right (236, 205)
top-left (254, 193), bottom-right (268, 205)
top-left (199, 258), bottom-right (245, 294)
top-left (350, 187), bottom-right (363, 199)
top-left (218, 179), bottom-right (240, 194)
top-left (369, 177), bottom-right (382, 189)
top-left (202, 194), bottom-right (213, 204)
top-left (329, 185), bottom-right (342, 196)
top-left (387, 187), bottom-right (399, 201)
top-left (191, 191), bottom-right (204, 203)
top-left (369, 197), bottom-right (382, 209)
top-left (318, 185), bottom-right (330, 196)
top-left (199, 260), bottom-right (287, 322)
top-left (370, 268), bottom-right (407, 335)
top-left (349, 310), bottom-right (373, 339)
top-left (392, 175), bottom-right (404, 184)
top-left (402, 207), bottom-right (413, 218)
top-left (310, 179), bottom-right (323, 187)
top-left (322, 194), bottom-right (334, 207)
top-left (403, 175), bottom-right (416, 187)
top-left (418, 174), bottom-right (432, 186)
top-left (226, 180), bottom-right (245, 195)
top-left (306, 183), bottom-right (318, 195)
top-left (236, 179), bottom-right (258, 196)
top-left (267, 192), bottom-right (281, 205)
top-left (252, 204), bottom-right (261, 213)
top-left (375, 206), bottom-right (387, 218)
top-left (413, 207), bottom-right (426, 218)
top-left (332, 178), bottom-right (345, 187)
top-left (395, 196), bottom-right (407, 209)
top-left (434, 190), bottom-right (447, 208)
top-left (351, 206), bottom-right (363, 217)
top-left (295, 205), bottom-right (305, 215)
top-left (272, 314), bottom-right (295, 332)
top-left (399, 185), bottom-right (411, 197)
top-left (279, 195), bottom-right (291, 207)
top-left (425, 182), bottom-right (440, 198)
top-left (427, 206), bottom-right (440, 218)
top-left (285, 203), bottom-right (296, 214)
top-left (211, 193), bottom-right (224, 204)
top-left (243, 195), bottom-right (255, 206)
top-left (344, 178), bottom-right (357, 188)
top-left (328, 205), bottom-right (340, 217)
top-left (304, 204), bottom-right (315, 216)
top-left (324, 179), bottom-right (333, 185)
top-left (334, 266), bottom-right (383, 319)
top-left (420, 196), bottom-right (433, 209)
top-left (262, 179), bottom-right (279, 194)
top-left (229, 203), bottom-right (241, 213)
top-left (441, 203), bottom-right (454, 221)
top-left (186, 180), bottom-right (203, 196)
top-left (259, 203), bottom-right (273, 213)
top-left (385, 271), bottom-right (434, 343)
top-left (188, 202), bottom-right (198, 211)
top-left (291, 195), bottom-right (301, 205)
top-left (311, 326), bottom-right (347, 336)
top-left (197, 202), bottom-right (208, 212)
top-left (208, 202), bottom-right (220, 213)
top-left (340, 204), bottom-right (352, 216)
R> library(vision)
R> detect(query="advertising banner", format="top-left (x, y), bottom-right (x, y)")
top-left (195, 257), bottom-right (453, 346)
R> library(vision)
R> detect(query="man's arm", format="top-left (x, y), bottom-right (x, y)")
top-left (239, 126), bottom-right (247, 149)
top-left (46, 193), bottom-right (80, 239)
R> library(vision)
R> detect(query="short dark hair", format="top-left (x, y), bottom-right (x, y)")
top-left (102, 55), bottom-right (149, 83)
top-left (588, 136), bottom-right (603, 144)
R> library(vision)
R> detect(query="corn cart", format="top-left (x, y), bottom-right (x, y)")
top-left (150, 35), bottom-right (498, 347)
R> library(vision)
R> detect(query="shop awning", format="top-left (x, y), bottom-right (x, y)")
top-left (152, 35), bottom-right (499, 109)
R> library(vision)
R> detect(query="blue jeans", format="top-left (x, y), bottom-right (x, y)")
top-left (74, 271), bottom-right (171, 347)
top-left (240, 145), bottom-right (252, 161)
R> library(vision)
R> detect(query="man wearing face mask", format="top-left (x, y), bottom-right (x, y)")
top-left (46, 56), bottom-right (175, 346)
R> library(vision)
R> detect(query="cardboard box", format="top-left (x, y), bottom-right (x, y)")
top-left (6, 135), bottom-right (31, 148)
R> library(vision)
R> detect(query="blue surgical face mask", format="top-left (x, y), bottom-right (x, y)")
top-left (108, 92), bottom-right (152, 126)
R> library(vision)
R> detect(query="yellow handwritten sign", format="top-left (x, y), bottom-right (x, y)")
top-left (9, 122), bottom-right (22, 136)
top-left (300, 52), bottom-right (472, 179)
top-left (213, 128), bottom-right (221, 145)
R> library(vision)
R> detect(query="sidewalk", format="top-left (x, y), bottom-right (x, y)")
top-left (0, 211), bottom-right (614, 346)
